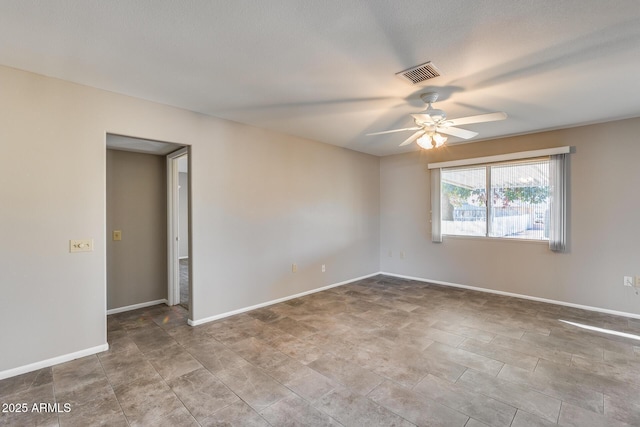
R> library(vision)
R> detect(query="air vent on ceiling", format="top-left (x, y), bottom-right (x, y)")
top-left (396, 61), bottom-right (441, 85)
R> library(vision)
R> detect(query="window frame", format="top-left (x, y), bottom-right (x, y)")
top-left (428, 147), bottom-right (570, 250)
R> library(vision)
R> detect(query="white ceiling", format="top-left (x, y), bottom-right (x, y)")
top-left (2, 1), bottom-right (640, 156)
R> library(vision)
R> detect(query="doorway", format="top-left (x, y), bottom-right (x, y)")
top-left (105, 134), bottom-right (191, 318)
top-left (167, 148), bottom-right (190, 311)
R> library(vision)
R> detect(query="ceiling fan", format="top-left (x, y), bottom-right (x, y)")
top-left (367, 92), bottom-right (507, 149)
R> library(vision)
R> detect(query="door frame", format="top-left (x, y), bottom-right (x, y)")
top-left (167, 147), bottom-right (189, 307)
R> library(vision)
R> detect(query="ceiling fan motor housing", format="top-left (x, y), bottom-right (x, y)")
top-left (420, 92), bottom-right (439, 104)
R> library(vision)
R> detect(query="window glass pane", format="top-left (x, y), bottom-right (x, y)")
top-left (489, 160), bottom-right (549, 240)
top-left (441, 167), bottom-right (486, 236)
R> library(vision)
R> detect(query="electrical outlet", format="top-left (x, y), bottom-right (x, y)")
top-left (112, 230), bottom-right (122, 241)
top-left (321, 264), bottom-right (326, 273)
top-left (292, 263), bottom-right (297, 273)
top-left (624, 276), bottom-right (633, 287)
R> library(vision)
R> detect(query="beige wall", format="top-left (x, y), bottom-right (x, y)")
top-left (380, 117), bottom-right (640, 315)
top-left (0, 65), bottom-right (380, 375)
top-left (106, 149), bottom-right (167, 310)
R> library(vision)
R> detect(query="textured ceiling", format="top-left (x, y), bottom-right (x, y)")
top-left (2, 1), bottom-right (640, 156)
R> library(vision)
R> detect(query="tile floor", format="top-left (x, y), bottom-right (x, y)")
top-left (179, 258), bottom-right (189, 309)
top-left (2, 275), bottom-right (640, 426)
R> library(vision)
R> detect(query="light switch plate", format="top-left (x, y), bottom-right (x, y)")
top-left (70, 239), bottom-right (93, 253)
top-left (113, 230), bottom-right (122, 241)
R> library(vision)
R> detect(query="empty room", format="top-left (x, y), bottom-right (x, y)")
top-left (2, 1), bottom-right (640, 426)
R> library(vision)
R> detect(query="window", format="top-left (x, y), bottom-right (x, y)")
top-left (441, 159), bottom-right (549, 240)
top-left (429, 147), bottom-right (569, 251)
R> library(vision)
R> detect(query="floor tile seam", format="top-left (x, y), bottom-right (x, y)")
top-left (303, 362), bottom-right (378, 395)
top-left (101, 360), bottom-right (160, 391)
top-left (23, 371), bottom-right (41, 395)
top-left (430, 324), bottom-right (497, 344)
top-left (506, 408), bottom-right (517, 427)
top-left (268, 369), bottom-right (333, 404)
top-left (427, 370), bottom-right (522, 417)
top-left (198, 399), bottom-right (242, 425)
top-left (433, 394), bottom-right (518, 427)
top-left (572, 352), bottom-right (640, 377)
top-left (147, 337), bottom-right (206, 370)
top-left (255, 351), bottom-right (334, 395)
top-left (455, 343), bottom-right (540, 372)
top-left (119, 376), bottom-right (185, 427)
top-left (456, 321), bottom-right (527, 341)
top-left (366, 379), bottom-right (470, 427)
top-left (186, 360), bottom-right (253, 416)
top-left (257, 391), bottom-right (333, 426)
top-left (603, 385), bottom-right (640, 407)
top-left (472, 387), bottom-right (557, 425)
top-left (602, 394), bottom-right (640, 426)
top-left (511, 408), bottom-right (554, 427)
top-left (603, 351), bottom-right (640, 366)
top-left (93, 355), bottom-right (130, 427)
top-left (488, 336), bottom-right (568, 362)
top-left (456, 370), bottom-right (564, 420)
top-left (562, 356), bottom-right (640, 390)
top-left (111, 349), bottom-right (188, 426)
top-left (549, 340), bottom-right (609, 360)
top-left (221, 340), bottom-right (294, 374)
top-left (498, 364), bottom-right (606, 414)
top-left (422, 344), bottom-right (507, 375)
top-left (233, 393), bottom-right (278, 426)
top-left (203, 348), bottom-right (294, 407)
top-left (404, 374), bottom-right (504, 423)
top-left (548, 327), bottom-right (639, 347)
top-left (536, 361), bottom-right (620, 397)
top-left (109, 368), bottom-right (149, 426)
top-left (0, 410), bottom-right (59, 427)
top-left (0, 378), bottom-right (53, 403)
top-left (166, 374), bottom-right (233, 426)
top-left (557, 401), bottom-right (566, 424)
top-left (520, 337), bottom-right (603, 360)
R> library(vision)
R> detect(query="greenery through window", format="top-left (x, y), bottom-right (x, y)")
top-left (441, 159), bottom-right (550, 240)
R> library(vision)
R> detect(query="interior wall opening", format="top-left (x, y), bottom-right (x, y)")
top-left (105, 134), bottom-right (191, 322)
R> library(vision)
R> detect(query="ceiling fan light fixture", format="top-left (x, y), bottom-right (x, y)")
top-left (416, 134), bottom-right (433, 149)
top-left (417, 132), bottom-right (447, 150)
top-left (433, 132), bottom-right (447, 147)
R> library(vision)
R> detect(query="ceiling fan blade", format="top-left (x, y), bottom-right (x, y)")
top-left (366, 126), bottom-right (421, 136)
top-left (438, 126), bottom-right (478, 139)
top-left (399, 130), bottom-right (425, 147)
top-left (447, 112), bottom-right (507, 127)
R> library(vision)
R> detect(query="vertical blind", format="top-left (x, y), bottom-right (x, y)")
top-left (549, 153), bottom-right (567, 252)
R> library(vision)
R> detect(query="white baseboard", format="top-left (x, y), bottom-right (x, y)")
top-left (107, 299), bottom-right (168, 315)
top-left (188, 272), bottom-right (379, 326)
top-left (0, 343), bottom-right (109, 381)
top-left (381, 271), bottom-right (640, 320)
